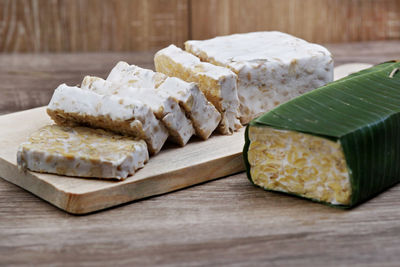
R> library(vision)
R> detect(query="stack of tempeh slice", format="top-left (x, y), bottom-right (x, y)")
top-left (81, 76), bottom-right (195, 147)
top-left (45, 62), bottom-right (221, 155)
top-left (155, 45), bottom-right (241, 135)
top-left (105, 61), bottom-right (221, 140)
top-left (17, 31), bottom-right (334, 180)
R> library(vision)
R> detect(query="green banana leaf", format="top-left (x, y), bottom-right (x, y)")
top-left (243, 60), bottom-right (400, 208)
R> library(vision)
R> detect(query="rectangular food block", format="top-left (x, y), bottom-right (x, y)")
top-left (243, 61), bottom-right (400, 208)
top-left (17, 125), bottom-right (149, 180)
top-left (154, 44), bottom-right (241, 135)
top-left (47, 84), bottom-right (168, 155)
top-left (107, 62), bottom-right (221, 140)
top-left (185, 31), bottom-right (334, 124)
top-left (81, 76), bottom-right (195, 146)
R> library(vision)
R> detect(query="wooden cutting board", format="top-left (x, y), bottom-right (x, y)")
top-left (0, 107), bottom-right (245, 214)
top-left (0, 63), bottom-right (371, 214)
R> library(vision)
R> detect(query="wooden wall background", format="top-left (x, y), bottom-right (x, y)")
top-left (0, 0), bottom-right (189, 52)
top-left (0, 0), bottom-right (399, 53)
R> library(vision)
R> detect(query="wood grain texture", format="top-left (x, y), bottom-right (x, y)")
top-left (0, 41), bottom-right (399, 265)
top-left (1, 0), bottom-right (399, 53)
top-left (0, 107), bottom-right (244, 214)
top-left (190, 0), bottom-right (400, 43)
top-left (0, 0), bottom-right (189, 52)
top-left (1, 170), bottom-right (400, 266)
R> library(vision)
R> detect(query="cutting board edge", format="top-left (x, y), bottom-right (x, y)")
top-left (0, 157), bottom-right (72, 212)
top-left (0, 147), bottom-right (245, 214)
top-left (63, 151), bottom-right (245, 214)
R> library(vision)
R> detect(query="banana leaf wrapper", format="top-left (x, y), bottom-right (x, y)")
top-left (243, 61), bottom-right (400, 208)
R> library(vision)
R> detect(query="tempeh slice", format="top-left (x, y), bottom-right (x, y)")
top-left (17, 125), bottom-right (149, 180)
top-left (47, 84), bottom-right (168, 155)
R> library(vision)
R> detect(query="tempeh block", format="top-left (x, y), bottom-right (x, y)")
top-left (185, 31), bottom-right (333, 124)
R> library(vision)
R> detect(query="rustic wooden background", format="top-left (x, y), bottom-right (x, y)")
top-left (0, 0), bottom-right (399, 53)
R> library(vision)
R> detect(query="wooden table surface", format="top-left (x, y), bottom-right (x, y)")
top-left (1, 41), bottom-right (400, 266)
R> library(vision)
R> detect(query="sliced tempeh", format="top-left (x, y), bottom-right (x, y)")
top-left (107, 62), bottom-right (221, 140)
top-left (47, 84), bottom-right (168, 155)
top-left (155, 44), bottom-right (241, 134)
top-left (81, 76), bottom-right (195, 146)
top-left (17, 125), bottom-right (149, 180)
top-left (156, 77), bottom-right (221, 140)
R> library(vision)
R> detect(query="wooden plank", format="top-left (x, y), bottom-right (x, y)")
top-left (0, 106), bottom-right (245, 214)
top-left (1, 170), bottom-right (400, 266)
top-left (0, 0), bottom-right (189, 52)
top-left (190, 0), bottom-right (400, 43)
top-left (326, 41), bottom-right (400, 65)
top-left (1, 0), bottom-right (399, 53)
